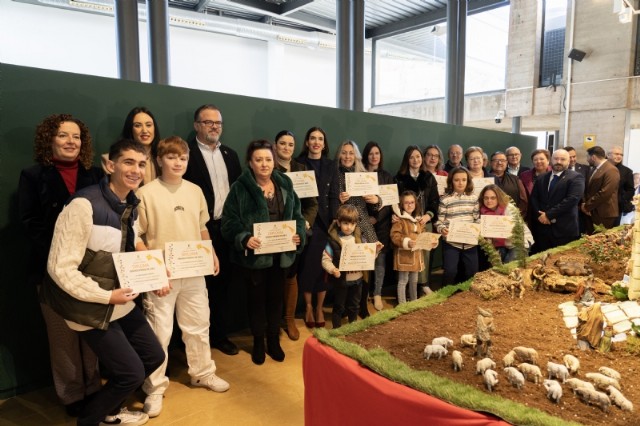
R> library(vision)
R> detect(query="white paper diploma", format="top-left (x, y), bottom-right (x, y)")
top-left (253, 220), bottom-right (297, 254)
top-left (338, 242), bottom-right (377, 271)
top-left (285, 171), bottom-right (319, 198)
top-left (480, 215), bottom-right (514, 239)
top-left (446, 220), bottom-right (481, 245)
top-left (435, 175), bottom-right (448, 196)
top-left (472, 177), bottom-right (495, 196)
top-left (378, 184), bottom-right (399, 207)
top-left (412, 232), bottom-right (441, 251)
top-left (164, 240), bottom-right (215, 279)
top-left (112, 250), bottom-right (167, 293)
top-left (345, 172), bottom-right (379, 196)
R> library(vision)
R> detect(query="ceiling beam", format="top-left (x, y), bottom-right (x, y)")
top-left (194, 0), bottom-right (209, 13)
top-left (227, 0), bottom-right (281, 14)
top-left (281, 0), bottom-right (315, 17)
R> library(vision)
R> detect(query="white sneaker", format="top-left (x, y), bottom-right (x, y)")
top-left (191, 374), bottom-right (230, 392)
top-left (100, 407), bottom-right (149, 426)
top-left (143, 394), bottom-right (163, 418)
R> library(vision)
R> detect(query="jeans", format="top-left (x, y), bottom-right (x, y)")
top-left (332, 278), bottom-right (363, 328)
top-left (397, 271), bottom-right (418, 304)
top-left (442, 243), bottom-right (479, 286)
top-left (372, 251), bottom-right (387, 296)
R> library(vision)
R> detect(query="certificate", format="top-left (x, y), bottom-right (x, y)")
top-left (379, 184), bottom-right (399, 207)
top-left (338, 242), bottom-right (377, 271)
top-left (253, 220), bottom-right (296, 254)
top-left (412, 232), bottom-right (441, 251)
top-left (345, 172), bottom-right (379, 196)
top-left (112, 250), bottom-right (167, 293)
top-left (480, 215), bottom-right (514, 239)
top-left (446, 220), bottom-right (481, 245)
top-left (164, 240), bottom-right (215, 279)
top-left (472, 177), bottom-right (495, 196)
top-left (435, 175), bottom-right (448, 195)
top-left (285, 171), bottom-right (318, 198)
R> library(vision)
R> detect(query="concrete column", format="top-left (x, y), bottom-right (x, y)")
top-left (512, 116), bottom-right (521, 134)
top-left (352, 0), bottom-right (365, 112)
top-left (455, 0), bottom-right (467, 125)
top-left (445, 0), bottom-right (459, 124)
top-left (147, 0), bottom-right (170, 85)
top-left (114, 0), bottom-right (141, 81)
top-left (336, 0), bottom-right (352, 109)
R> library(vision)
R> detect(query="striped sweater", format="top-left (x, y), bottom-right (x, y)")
top-left (435, 192), bottom-right (479, 249)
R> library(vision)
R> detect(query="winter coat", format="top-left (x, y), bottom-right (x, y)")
top-left (390, 207), bottom-right (426, 272)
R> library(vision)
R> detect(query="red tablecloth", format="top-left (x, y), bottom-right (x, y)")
top-left (303, 337), bottom-right (510, 426)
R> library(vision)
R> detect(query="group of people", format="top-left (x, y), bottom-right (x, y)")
top-left (18, 103), bottom-right (637, 426)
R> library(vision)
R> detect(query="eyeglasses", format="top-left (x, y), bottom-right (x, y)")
top-left (506, 153), bottom-right (520, 157)
top-left (491, 159), bottom-right (507, 163)
top-left (197, 120), bottom-right (223, 128)
top-left (425, 153), bottom-right (440, 159)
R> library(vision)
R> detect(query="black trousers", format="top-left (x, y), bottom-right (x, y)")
top-left (206, 219), bottom-right (233, 344)
top-left (241, 264), bottom-right (285, 337)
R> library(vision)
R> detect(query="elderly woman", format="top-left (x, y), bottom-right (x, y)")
top-left (362, 141), bottom-right (393, 311)
top-left (273, 130), bottom-right (318, 340)
top-left (102, 106), bottom-right (161, 184)
top-left (465, 146), bottom-right (494, 179)
top-left (18, 114), bottom-right (103, 416)
top-left (423, 145), bottom-right (448, 176)
top-left (222, 140), bottom-right (306, 365)
top-left (520, 149), bottom-right (551, 197)
top-left (395, 145), bottom-right (440, 293)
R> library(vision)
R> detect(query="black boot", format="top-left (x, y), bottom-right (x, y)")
top-left (266, 334), bottom-right (285, 362)
top-left (252, 336), bottom-right (265, 365)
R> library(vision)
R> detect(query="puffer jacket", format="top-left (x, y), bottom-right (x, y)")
top-left (390, 205), bottom-right (427, 272)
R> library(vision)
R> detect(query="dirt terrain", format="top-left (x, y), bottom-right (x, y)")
top-left (346, 236), bottom-right (639, 425)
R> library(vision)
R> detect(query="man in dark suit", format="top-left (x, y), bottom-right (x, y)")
top-left (564, 146), bottom-right (590, 179)
top-left (505, 146), bottom-right (531, 176)
top-left (530, 149), bottom-right (585, 253)
top-left (581, 146), bottom-right (620, 233)
top-left (184, 104), bottom-right (241, 356)
top-left (608, 146), bottom-right (635, 226)
top-left (443, 144), bottom-right (464, 172)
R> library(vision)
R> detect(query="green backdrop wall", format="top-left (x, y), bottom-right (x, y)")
top-left (0, 63), bottom-right (536, 397)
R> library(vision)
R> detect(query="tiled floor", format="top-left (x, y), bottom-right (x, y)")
top-left (0, 292), bottom-right (403, 426)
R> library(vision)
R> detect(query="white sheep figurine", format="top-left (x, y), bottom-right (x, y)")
top-left (599, 366), bottom-right (622, 381)
top-left (502, 350), bottom-right (516, 367)
top-left (513, 346), bottom-right (539, 365)
top-left (432, 337), bottom-right (454, 349)
top-left (575, 387), bottom-right (611, 413)
top-left (563, 354), bottom-right (580, 374)
top-left (607, 385), bottom-right (633, 411)
top-left (565, 378), bottom-right (595, 394)
top-left (460, 334), bottom-right (477, 348)
top-left (585, 372), bottom-right (621, 391)
top-left (517, 363), bottom-right (543, 384)
top-left (547, 361), bottom-right (569, 383)
top-left (503, 367), bottom-right (525, 389)
top-left (452, 350), bottom-right (463, 372)
top-left (543, 379), bottom-right (562, 404)
top-left (423, 344), bottom-right (448, 360)
top-left (476, 358), bottom-right (496, 375)
top-left (483, 369), bottom-right (499, 392)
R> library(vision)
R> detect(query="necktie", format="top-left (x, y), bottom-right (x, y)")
top-left (548, 174), bottom-right (559, 192)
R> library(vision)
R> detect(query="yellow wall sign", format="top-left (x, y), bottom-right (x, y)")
top-left (583, 134), bottom-right (596, 149)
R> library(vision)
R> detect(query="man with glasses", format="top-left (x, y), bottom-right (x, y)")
top-left (184, 104), bottom-right (241, 356)
top-left (489, 151), bottom-right (527, 218)
top-left (505, 146), bottom-right (530, 176)
top-left (443, 144), bottom-right (464, 173)
top-left (608, 146), bottom-right (635, 226)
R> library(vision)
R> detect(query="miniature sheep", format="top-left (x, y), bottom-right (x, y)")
top-left (543, 379), bottom-right (562, 404)
top-left (452, 350), bottom-right (463, 372)
top-left (517, 363), bottom-right (543, 384)
top-left (585, 372), bottom-right (621, 391)
top-left (607, 385), bottom-right (634, 411)
top-left (563, 354), bottom-right (580, 374)
top-left (503, 350), bottom-right (516, 367)
top-left (423, 344), bottom-right (448, 360)
top-left (575, 387), bottom-right (611, 413)
top-left (599, 366), bottom-right (622, 381)
top-left (432, 337), bottom-right (454, 349)
top-left (476, 358), bottom-right (496, 375)
top-left (503, 367), bottom-right (525, 389)
top-left (565, 378), bottom-right (595, 394)
top-left (547, 362), bottom-right (569, 383)
top-left (513, 346), bottom-right (538, 365)
top-left (483, 369), bottom-right (499, 392)
top-left (460, 334), bottom-right (477, 348)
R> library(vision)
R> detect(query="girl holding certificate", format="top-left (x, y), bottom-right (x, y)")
top-left (222, 140), bottom-right (306, 365)
top-left (435, 167), bottom-right (480, 286)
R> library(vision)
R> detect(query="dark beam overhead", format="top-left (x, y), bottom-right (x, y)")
top-left (194, 0), bottom-right (209, 13)
top-left (281, 0), bottom-right (315, 17)
top-left (228, 0), bottom-right (281, 14)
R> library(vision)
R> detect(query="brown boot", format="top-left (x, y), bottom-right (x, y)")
top-left (283, 276), bottom-right (300, 340)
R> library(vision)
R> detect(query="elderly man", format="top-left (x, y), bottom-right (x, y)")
top-left (608, 146), bottom-right (635, 226)
top-left (530, 149), bottom-right (585, 253)
top-left (581, 146), bottom-right (620, 233)
top-left (489, 151), bottom-right (527, 218)
top-left (505, 146), bottom-right (530, 176)
top-left (444, 144), bottom-right (464, 172)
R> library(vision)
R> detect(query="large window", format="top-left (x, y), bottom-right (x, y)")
top-left (374, 5), bottom-right (509, 105)
top-left (539, 0), bottom-right (568, 87)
